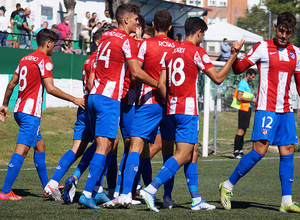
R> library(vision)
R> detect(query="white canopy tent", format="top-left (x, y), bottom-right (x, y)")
top-left (204, 22), bottom-right (264, 43)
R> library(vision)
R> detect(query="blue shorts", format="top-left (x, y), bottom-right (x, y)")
top-left (251, 110), bottom-right (298, 146)
top-left (73, 106), bottom-right (93, 142)
top-left (120, 104), bottom-right (136, 139)
top-left (14, 112), bottom-right (42, 147)
top-left (168, 114), bottom-right (199, 144)
top-left (88, 94), bottom-right (120, 139)
top-left (160, 105), bottom-right (173, 141)
top-left (130, 104), bottom-right (163, 142)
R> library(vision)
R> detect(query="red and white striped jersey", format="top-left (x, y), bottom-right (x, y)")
top-left (137, 35), bottom-right (177, 105)
top-left (82, 51), bottom-right (97, 100)
top-left (13, 50), bottom-right (53, 118)
top-left (90, 29), bottom-right (138, 101)
top-left (164, 41), bottom-right (214, 115)
top-left (243, 39), bottom-right (300, 113)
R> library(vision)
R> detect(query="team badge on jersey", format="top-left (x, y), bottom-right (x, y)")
top-left (262, 128), bottom-right (268, 135)
top-left (289, 51), bottom-right (295, 60)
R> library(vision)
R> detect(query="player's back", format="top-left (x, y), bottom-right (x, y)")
top-left (91, 29), bottom-right (137, 101)
top-left (137, 35), bottom-right (177, 105)
top-left (14, 50), bottom-right (53, 117)
top-left (165, 41), bottom-right (213, 115)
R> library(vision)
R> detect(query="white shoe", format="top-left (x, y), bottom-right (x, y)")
top-left (140, 189), bottom-right (159, 212)
top-left (103, 194), bottom-right (132, 208)
top-left (44, 183), bottom-right (63, 201)
top-left (191, 198), bottom-right (216, 211)
top-left (163, 196), bottom-right (176, 209)
top-left (131, 199), bottom-right (141, 205)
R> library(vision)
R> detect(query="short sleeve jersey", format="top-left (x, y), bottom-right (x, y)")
top-left (121, 40), bottom-right (141, 105)
top-left (238, 78), bottom-right (252, 108)
top-left (164, 41), bottom-right (214, 115)
top-left (90, 29), bottom-right (138, 101)
top-left (82, 51), bottom-right (97, 100)
top-left (243, 39), bottom-right (300, 112)
top-left (137, 35), bottom-right (177, 105)
top-left (14, 50), bottom-right (54, 118)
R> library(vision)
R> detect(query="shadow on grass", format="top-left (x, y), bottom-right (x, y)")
top-left (14, 188), bottom-right (40, 198)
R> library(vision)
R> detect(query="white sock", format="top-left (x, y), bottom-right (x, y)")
top-left (49, 180), bottom-right (59, 188)
top-left (93, 185), bottom-right (103, 193)
top-left (113, 191), bottom-right (119, 198)
top-left (281, 195), bottom-right (292, 206)
top-left (223, 180), bottom-right (234, 191)
top-left (146, 184), bottom-right (157, 195)
top-left (83, 190), bottom-right (92, 199)
top-left (193, 197), bottom-right (202, 204)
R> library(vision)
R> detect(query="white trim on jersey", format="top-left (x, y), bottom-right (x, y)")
top-left (169, 97), bottom-right (177, 115)
top-left (185, 97), bottom-right (195, 115)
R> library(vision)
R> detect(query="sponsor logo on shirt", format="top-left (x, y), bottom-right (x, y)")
top-left (202, 54), bottom-right (211, 63)
top-left (158, 41), bottom-right (175, 48)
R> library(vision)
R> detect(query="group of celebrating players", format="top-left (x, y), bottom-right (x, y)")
top-left (1, 3), bottom-right (300, 214)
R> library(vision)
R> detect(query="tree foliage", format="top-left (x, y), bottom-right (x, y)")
top-left (265, 0), bottom-right (300, 15)
top-left (63, 0), bottom-right (76, 38)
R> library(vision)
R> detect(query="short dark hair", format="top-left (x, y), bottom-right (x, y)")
top-left (154, 10), bottom-right (172, 32)
top-left (176, 33), bottom-right (182, 41)
top-left (93, 28), bottom-right (105, 45)
top-left (185, 17), bottom-right (207, 37)
top-left (36, 29), bottom-right (58, 46)
top-left (92, 12), bottom-right (97, 16)
top-left (277, 12), bottom-right (296, 31)
top-left (115, 4), bottom-right (140, 24)
top-left (137, 14), bottom-right (146, 30)
top-left (86, 11), bottom-right (90, 16)
top-left (16, 3), bottom-right (21, 7)
top-left (18, 8), bottom-right (24, 12)
top-left (51, 24), bottom-right (58, 29)
top-left (143, 26), bottom-right (154, 38)
top-left (246, 69), bottom-right (256, 76)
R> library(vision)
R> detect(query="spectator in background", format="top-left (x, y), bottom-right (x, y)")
top-left (220, 38), bottom-right (231, 61)
top-left (80, 12), bottom-right (92, 54)
top-left (58, 16), bottom-right (70, 40)
top-left (90, 21), bottom-right (102, 53)
top-left (103, 10), bottom-right (112, 24)
top-left (11, 7), bottom-right (24, 48)
top-left (62, 33), bottom-right (81, 54)
top-left (0, 6), bottom-right (9, 47)
top-left (111, 19), bottom-right (117, 28)
top-left (34, 21), bottom-right (48, 36)
top-left (89, 12), bottom-right (98, 37)
top-left (175, 33), bottom-right (182, 43)
top-left (10, 3), bottom-right (21, 27)
top-left (51, 24), bottom-right (62, 52)
top-left (20, 7), bottom-right (34, 48)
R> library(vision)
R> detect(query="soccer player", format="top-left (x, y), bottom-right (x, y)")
top-left (0, 29), bottom-right (85, 200)
top-left (219, 12), bottom-right (300, 213)
top-left (140, 17), bottom-right (244, 212)
top-left (44, 29), bottom-right (106, 203)
top-left (103, 10), bottom-right (178, 208)
top-left (78, 4), bottom-right (157, 209)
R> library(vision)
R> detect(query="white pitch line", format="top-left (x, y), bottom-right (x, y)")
top-left (1, 156), bottom-right (300, 172)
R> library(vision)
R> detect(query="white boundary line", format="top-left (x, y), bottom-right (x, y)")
top-left (1, 155), bottom-right (300, 172)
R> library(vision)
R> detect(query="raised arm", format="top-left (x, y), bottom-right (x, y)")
top-left (43, 77), bottom-right (85, 109)
top-left (0, 74), bottom-right (19, 122)
top-left (205, 39), bottom-right (246, 85)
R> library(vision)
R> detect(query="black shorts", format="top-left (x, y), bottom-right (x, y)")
top-left (238, 108), bottom-right (252, 129)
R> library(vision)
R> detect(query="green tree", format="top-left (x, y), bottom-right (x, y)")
top-left (265, 0), bottom-right (300, 15)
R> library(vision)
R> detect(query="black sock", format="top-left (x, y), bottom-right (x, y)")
top-left (234, 134), bottom-right (243, 155)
